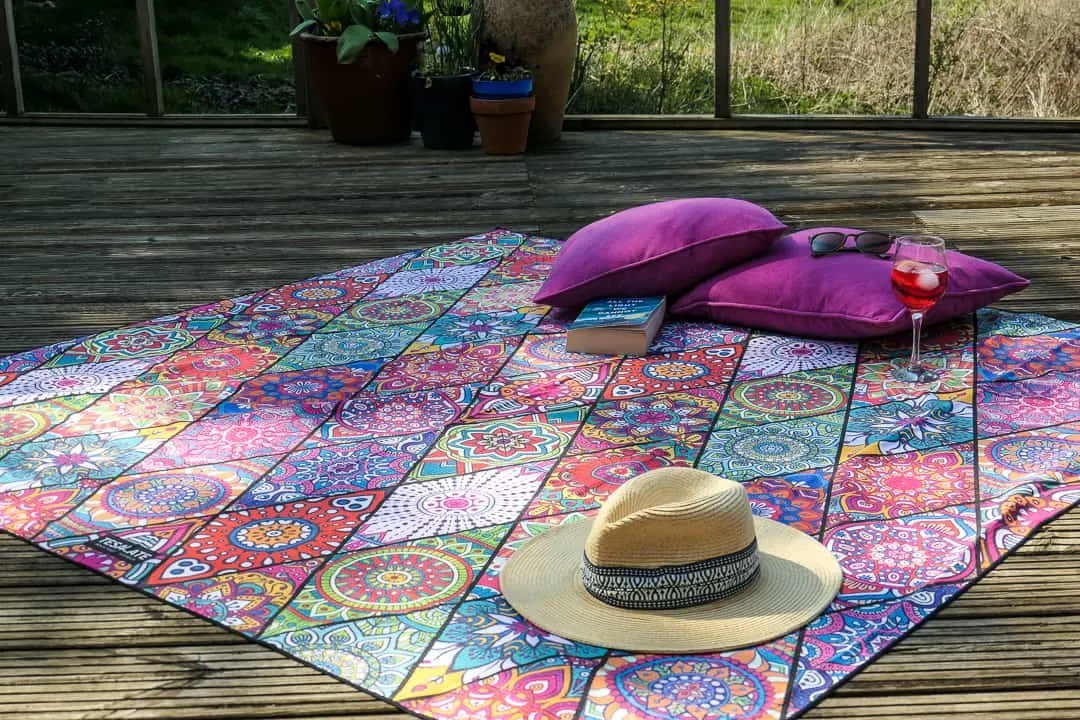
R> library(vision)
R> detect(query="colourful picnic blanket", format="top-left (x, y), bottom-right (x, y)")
top-left (0, 229), bottom-right (1077, 720)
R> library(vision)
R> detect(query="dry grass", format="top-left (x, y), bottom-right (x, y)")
top-left (732, 0), bottom-right (1080, 117)
top-left (575, 0), bottom-right (1080, 117)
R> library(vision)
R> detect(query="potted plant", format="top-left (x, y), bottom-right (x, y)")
top-left (469, 52), bottom-right (535, 155)
top-left (415, 0), bottom-right (481, 149)
top-left (291, 0), bottom-right (425, 145)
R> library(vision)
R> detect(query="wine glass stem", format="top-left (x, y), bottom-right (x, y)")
top-left (909, 311), bottom-right (924, 371)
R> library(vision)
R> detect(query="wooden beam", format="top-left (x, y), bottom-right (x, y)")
top-left (0, 0), bottom-right (23, 115)
top-left (913, 0), bottom-right (933, 118)
top-left (714, 0), bottom-right (731, 118)
top-left (135, 0), bottom-right (165, 116)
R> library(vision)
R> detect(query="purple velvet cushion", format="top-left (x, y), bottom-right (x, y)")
top-left (670, 227), bottom-right (1030, 339)
top-left (534, 198), bottom-right (786, 307)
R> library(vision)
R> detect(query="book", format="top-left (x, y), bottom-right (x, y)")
top-left (565, 296), bottom-right (666, 356)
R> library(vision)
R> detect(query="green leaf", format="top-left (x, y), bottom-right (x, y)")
top-left (295, 0), bottom-right (315, 21)
top-left (290, 18), bottom-right (318, 36)
top-left (375, 31), bottom-right (399, 52)
top-left (337, 24), bottom-right (375, 63)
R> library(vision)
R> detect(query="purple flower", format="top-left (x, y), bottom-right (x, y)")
top-left (376, 0), bottom-right (417, 26)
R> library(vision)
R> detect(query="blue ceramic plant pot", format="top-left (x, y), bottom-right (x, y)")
top-left (472, 77), bottom-right (533, 99)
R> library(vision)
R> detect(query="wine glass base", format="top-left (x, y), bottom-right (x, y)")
top-left (892, 364), bottom-right (940, 383)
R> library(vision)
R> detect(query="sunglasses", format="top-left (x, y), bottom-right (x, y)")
top-left (810, 231), bottom-right (894, 258)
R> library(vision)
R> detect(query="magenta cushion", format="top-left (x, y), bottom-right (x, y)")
top-left (533, 198), bottom-right (786, 307)
top-left (670, 227), bottom-right (1031, 339)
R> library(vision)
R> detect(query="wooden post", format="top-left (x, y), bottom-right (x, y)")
top-left (135, 0), bottom-right (165, 116)
top-left (714, 0), bottom-right (731, 118)
top-left (0, 0), bottom-right (23, 116)
top-left (289, 0), bottom-right (308, 118)
top-left (913, 0), bottom-right (932, 118)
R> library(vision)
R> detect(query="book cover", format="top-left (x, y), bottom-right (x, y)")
top-left (570, 296), bottom-right (666, 330)
top-left (565, 296), bottom-right (667, 356)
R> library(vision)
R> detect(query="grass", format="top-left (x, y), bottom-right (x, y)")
top-left (10, 0), bottom-right (1079, 117)
top-left (14, 0), bottom-right (295, 113)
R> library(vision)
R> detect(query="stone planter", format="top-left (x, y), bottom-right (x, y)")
top-left (302, 33), bottom-right (424, 145)
top-left (481, 0), bottom-right (576, 147)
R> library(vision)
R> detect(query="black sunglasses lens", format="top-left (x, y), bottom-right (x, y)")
top-left (810, 232), bottom-right (846, 254)
top-left (856, 232), bottom-right (892, 254)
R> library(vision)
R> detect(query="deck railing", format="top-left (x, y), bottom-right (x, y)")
top-left (1, 0), bottom-right (1077, 129)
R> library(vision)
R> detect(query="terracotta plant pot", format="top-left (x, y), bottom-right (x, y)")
top-left (481, 0), bottom-right (576, 147)
top-left (302, 33), bottom-right (423, 145)
top-left (470, 95), bottom-right (535, 155)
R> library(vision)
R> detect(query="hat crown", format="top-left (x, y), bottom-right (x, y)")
top-left (586, 469), bottom-right (756, 569)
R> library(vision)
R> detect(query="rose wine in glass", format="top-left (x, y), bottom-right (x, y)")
top-left (891, 236), bottom-right (948, 382)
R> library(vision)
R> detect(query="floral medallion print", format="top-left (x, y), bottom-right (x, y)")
top-left (525, 441), bottom-right (699, 519)
top-left (0, 429), bottom-right (170, 493)
top-left (369, 262), bottom-right (497, 298)
top-left (148, 493), bottom-right (383, 584)
top-left (198, 308), bottom-right (337, 348)
top-left (232, 434), bottom-right (433, 509)
top-left (853, 351), bottom-right (973, 406)
top-left (744, 473), bottom-right (830, 535)
top-left (650, 320), bottom-right (750, 353)
top-left (2, 237), bottom-right (1079, 720)
top-left (52, 457), bottom-right (279, 537)
top-left (583, 640), bottom-right (796, 720)
top-left (251, 276), bottom-right (383, 312)
top-left (502, 334), bottom-right (608, 376)
top-left (314, 386), bottom-right (475, 445)
top-left (322, 291), bottom-right (462, 331)
top-left (147, 560), bottom-right (321, 635)
top-left (700, 412), bottom-right (846, 481)
top-left (719, 366), bottom-right (852, 428)
top-left (603, 345), bottom-right (742, 399)
top-left (0, 476), bottom-right (107, 538)
top-left (0, 358), bottom-right (159, 408)
top-left (267, 526), bottom-right (507, 636)
top-left (573, 390), bottom-right (724, 454)
top-left (143, 345), bottom-right (281, 384)
top-left (412, 408), bottom-right (582, 479)
top-left (789, 584), bottom-right (961, 715)
top-left (272, 326), bottom-right (426, 371)
top-left (860, 317), bottom-right (975, 362)
top-left (0, 395), bottom-right (99, 449)
top-left (825, 508), bottom-right (977, 606)
top-left (50, 322), bottom-right (201, 364)
top-left (827, 444), bottom-right (975, 525)
top-left (396, 596), bottom-right (606, 701)
top-left (977, 371), bottom-right (1080, 437)
top-left (403, 656), bottom-right (598, 720)
top-left (449, 281), bottom-right (547, 317)
top-left (262, 607), bottom-right (453, 697)
top-left (978, 426), bottom-right (1080, 498)
top-left (977, 329), bottom-right (1080, 382)
top-left (348, 463), bottom-right (554, 548)
top-left (977, 307), bottom-right (1078, 339)
top-left (48, 380), bottom-right (236, 437)
top-left (843, 393), bottom-right (974, 458)
top-left (737, 335), bottom-right (857, 379)
top-left (371, 339), bottom-right (517, 393)
top-left (464, 363), bottom-right (615, 421)
top-left (412, 311), bottom-right (544, 351)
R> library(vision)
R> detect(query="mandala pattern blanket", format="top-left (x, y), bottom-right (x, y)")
top-left (1, 229), bottom-right (1078, 720)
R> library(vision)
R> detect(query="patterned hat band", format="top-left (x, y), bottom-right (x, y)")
top-left (581, 538), bottom-right (761, 610)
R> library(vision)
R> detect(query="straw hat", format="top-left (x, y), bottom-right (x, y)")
top-left (502, 467), bottom-right (842, 653)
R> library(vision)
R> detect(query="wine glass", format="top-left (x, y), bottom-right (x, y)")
top-left (890, 235), bottom-right (949, 382)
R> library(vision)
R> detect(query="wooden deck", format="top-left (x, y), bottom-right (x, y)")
top-left (1, 126), bottom-right (1079, 719)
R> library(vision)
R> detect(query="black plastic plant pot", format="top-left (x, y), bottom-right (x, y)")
top-left (420, 73), bottom-right (477, 150)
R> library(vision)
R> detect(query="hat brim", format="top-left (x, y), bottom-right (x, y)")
top-left (501, 516), bottom-right (842, 653)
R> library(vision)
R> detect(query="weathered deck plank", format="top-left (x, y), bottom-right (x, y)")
top-left (0, 126), bottom-right (1078, 719)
